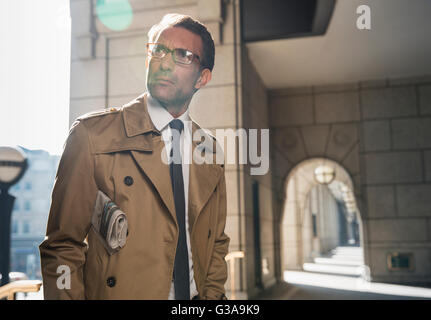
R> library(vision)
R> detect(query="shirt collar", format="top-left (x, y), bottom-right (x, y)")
top-left (147, 94), bottom-right (190, 133)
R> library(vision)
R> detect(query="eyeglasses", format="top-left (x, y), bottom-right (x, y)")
top-left (146, 43), bottom-right (200, 66)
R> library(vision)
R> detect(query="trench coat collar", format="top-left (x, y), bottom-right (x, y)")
top-left (122, 92), bottom-right (223, 233)
top-left (122, 92), bottom-right (158, 137)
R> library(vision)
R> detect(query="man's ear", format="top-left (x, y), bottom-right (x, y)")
top-left (194, 68), bottom-right (212, 90)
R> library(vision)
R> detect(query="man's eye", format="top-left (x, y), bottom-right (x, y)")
top-left (151, 45), bottom-right (168, 55)
top-left (176, 49), bottom-right (188, 58)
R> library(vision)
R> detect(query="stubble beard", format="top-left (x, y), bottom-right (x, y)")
top-left (149, 82), bottom-right (192, 114)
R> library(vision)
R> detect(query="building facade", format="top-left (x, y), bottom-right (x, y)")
top-left (10, 147), bottom-right (60, 280)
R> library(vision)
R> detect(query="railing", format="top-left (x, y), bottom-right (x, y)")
top-left (0, 280), bottom-right (42, 300)
top-left (225, 251), bottom-right (244, 300)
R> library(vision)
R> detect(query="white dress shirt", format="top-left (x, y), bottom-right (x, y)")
top-left (146, 94), bottom-right (198, 300)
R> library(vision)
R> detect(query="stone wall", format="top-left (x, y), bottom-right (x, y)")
top-left (360, 78), bottom-right (431, 286)
top-left (270, 76), bottom-right (431, 286)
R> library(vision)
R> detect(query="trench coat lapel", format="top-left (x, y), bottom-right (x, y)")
top-left (130, 141), bottom-right (177, 224)
top-left (188, 121), bottom-right (224, 235)
top-left (122, 93), bottom-right (177, 224)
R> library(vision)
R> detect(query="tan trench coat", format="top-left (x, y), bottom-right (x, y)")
top-left (39, 93), bottom-right (230, 300)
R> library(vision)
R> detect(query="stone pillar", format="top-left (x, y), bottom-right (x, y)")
top-left (69, 0), bottom-right (106, 126)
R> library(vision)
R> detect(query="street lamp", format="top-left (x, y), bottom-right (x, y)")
top-left (314, 165), bottom-right (335, 185)
top-left (0, 146), bottom-right (28, 286)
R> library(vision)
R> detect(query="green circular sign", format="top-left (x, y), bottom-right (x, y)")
top-left (96, 0), bottom-right (133, 31)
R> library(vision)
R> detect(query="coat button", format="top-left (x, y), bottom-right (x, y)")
top-left (124, 176), bottom-right (133, 186)
top-left (208, 229), bottom-right (211, 238)
top-left (107, 276), bottom-right (116, 287)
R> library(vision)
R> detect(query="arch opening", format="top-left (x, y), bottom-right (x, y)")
top-left (280, 157), bottom-right (367, 280)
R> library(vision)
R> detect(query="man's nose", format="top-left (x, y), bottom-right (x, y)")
top-left (160, 52), bottom-right (175, 70)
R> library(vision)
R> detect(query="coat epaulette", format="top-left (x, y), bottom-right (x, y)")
top-left (76, 106), bottom-right (121, 121)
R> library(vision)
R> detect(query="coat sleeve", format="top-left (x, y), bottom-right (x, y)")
top-left (204, 169), bottom-right (230, 300)
top-left (39, 120), bottom-right (98, 300)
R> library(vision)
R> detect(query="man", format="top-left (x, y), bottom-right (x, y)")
top-left (39, 13), bottom-right (230, 300)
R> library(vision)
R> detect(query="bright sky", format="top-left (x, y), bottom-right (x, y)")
top-left (0, 0), bottom-right (71, 156)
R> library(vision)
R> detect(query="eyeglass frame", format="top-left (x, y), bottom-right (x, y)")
top-left (146, 42), bottom-right (201, 66)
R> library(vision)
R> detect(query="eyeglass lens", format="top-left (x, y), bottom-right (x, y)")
top-left (149, 44), bottom-right (195, 65)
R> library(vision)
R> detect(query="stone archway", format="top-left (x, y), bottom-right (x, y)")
top-left (280, 158), bottom-right (365, 272)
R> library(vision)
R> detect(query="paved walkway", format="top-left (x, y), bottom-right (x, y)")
top-left (255, 271), bottom-right (431, 300)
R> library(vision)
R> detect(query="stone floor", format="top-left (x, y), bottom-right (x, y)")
top-left (254, 246), bottom-right (431, 300)
top-left (255, 275), bottom-right (431, 300)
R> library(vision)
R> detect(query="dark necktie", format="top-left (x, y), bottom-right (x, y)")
top-left (169, 119), bottom-right (190, 300)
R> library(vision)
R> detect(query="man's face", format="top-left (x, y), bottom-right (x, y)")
top-left (146, 26), bottom-right (209, 106)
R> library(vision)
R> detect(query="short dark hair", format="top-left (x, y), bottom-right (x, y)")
top-left (148, 13), bottom-right (215, 71)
